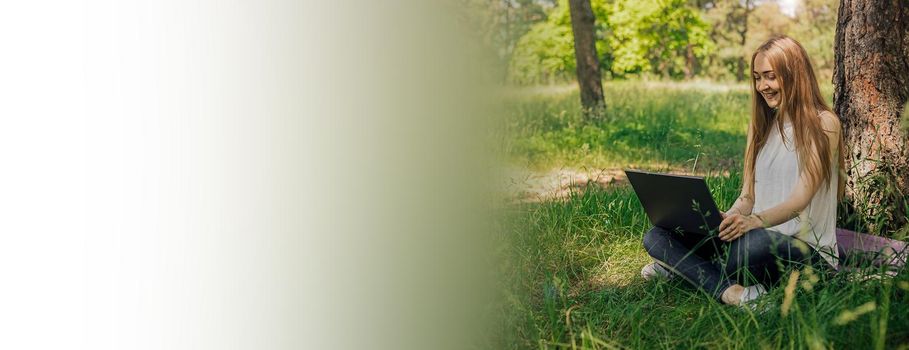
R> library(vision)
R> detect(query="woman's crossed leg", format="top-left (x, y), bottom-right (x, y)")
top-left (642, 226), bottom-right (818, 304)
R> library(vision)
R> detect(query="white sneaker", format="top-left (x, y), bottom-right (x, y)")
top-left (739, 284), bottom-right (769, 312)
top-left (641, 261), bottom-right (675, 281)
top-left (739, 284), bottom-right (767, 303)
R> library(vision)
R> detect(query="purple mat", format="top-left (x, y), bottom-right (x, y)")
top-left (836, 228), bottom-right (907, 270)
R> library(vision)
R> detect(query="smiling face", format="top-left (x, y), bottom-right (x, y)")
top-left (753, 52), bottom-right (781, 108)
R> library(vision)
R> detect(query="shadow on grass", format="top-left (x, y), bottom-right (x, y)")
top-left (503, 82), bottom-right (749, 171)
top-left (500, 173), bottom-right (909, 349)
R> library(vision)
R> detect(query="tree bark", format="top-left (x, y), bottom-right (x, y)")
top-left (833, 0), bottom-right (909, 234)
top-left (685, 43), bottom-right (695, 80)
top-left (735, 0), bottom-right (751, 82)
top-left (568, 0), bottom-right (605, 118)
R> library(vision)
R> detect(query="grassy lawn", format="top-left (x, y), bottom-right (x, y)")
top-left (503, 81), bottom-right (753, 172)
top-left (499, 81), bottom-right (908, 349)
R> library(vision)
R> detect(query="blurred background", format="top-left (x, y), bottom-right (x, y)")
top-left (474, 0), bottom-right (844, 201)
top-left (466, 0), bottom-right (837, 85)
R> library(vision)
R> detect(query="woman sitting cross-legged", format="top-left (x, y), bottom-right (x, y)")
top-left (640, 35), bottom-right (845, 306)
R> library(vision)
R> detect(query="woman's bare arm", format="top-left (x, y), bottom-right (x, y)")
top-left (727, 195), bottom-right (754, 216)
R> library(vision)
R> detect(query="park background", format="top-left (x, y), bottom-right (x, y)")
top-left (467, 0), bottom-right (909, 349)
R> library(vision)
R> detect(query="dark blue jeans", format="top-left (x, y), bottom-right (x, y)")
top-left (642, 226), bottom-right (823, 301)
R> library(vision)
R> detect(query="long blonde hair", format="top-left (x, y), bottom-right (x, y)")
top-left (743, 36), bottom-right (846, 200)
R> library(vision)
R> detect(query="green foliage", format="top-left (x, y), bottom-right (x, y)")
top-left (791, 0), bottom-right (839, 81)
top-left (699, 0), bottom-right (750, 81)
top-left (508, 0), bottom-right (610, 84)
top-left (507, 12), bottom-right (579, 84)
top-left (501, 0), bottom-right (839, 84)
top-left (607, 0), bottom-right (713, 78)
top-left (461, 0), bottom-right (553, 75)
top-left (507, 0), bottom-right (713, 84)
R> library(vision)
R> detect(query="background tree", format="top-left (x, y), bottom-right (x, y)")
top-left (744, 2), bottom-right (794, 54)
top-left (499, 0), bottom-right (840, 84)
top-left (700, 0), bottom-right (750, 81)
top-left (568, 0), bottom-right (605, 115)
top-left (734, 0), bottom-right (752, 81)
top-left (507, 0), bottom-right (609, 84)
top-left (834, 1), bottom-right (909, 234)
top-left (462, 0), bottom-right (554, 81)
top-left (791, 0), bottom-right (838, 83)
top-left (609, 0), bottom-right (712, 79)
top-left (508, 0), bottom-right (711, 83)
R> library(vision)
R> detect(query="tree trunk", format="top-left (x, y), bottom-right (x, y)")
top-left (735, 0), bottom-right (751, 82)
top-left (833, 0), bottom-right (909, 234)
top-left (568, 0), bottom-right (604, 118)
top-left (685, 43), bottom-right (695, 80)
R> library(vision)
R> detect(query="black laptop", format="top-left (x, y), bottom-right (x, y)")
top-left (624, 169), bottom-right (723, 235)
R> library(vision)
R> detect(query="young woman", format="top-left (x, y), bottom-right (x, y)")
top-left (640, 36), bottom-right (846, 306)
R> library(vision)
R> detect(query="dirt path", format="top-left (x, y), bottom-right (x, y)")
top-left (504, 166), bottom-right (730, 203)
top-left (503, 166), bottom-right (628, 203)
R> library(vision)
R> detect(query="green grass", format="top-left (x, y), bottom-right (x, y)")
top-left (501, 81), bottom-right (835, 172)
top-left (500, 177), bottom-right (909, 349)
top-left (502, 81), bottom-right (752, 171)
top-left (499, 81), bottom-right (908, 349)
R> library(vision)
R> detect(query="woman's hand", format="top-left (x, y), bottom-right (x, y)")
top-left (718, 212), bottom-right (763, 242)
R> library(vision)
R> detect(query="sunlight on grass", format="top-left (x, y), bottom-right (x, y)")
top-left (498, 81), bottom-right (906, 349)
top-left (501, 81), bottom-right (751, 171)
top-left (501, 179), bottom-right (909, 349)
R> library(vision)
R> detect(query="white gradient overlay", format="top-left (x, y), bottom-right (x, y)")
top-left (1, 1), bottom-right (496, 349)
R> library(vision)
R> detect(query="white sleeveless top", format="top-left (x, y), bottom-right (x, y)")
top-left (752, 118), bottom-right (839, 269)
